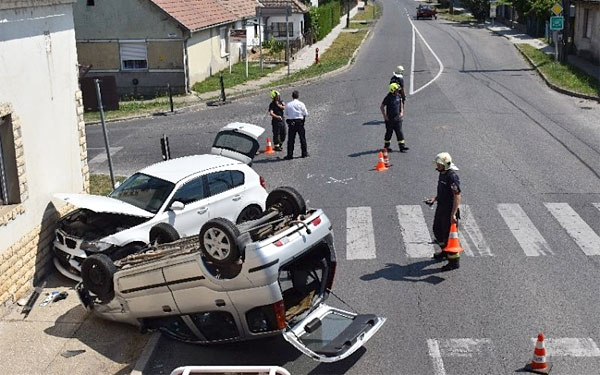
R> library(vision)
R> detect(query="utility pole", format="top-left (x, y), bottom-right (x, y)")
top-left (346, 0), bottom-right (350, 28)
top-left (561, 0), bottom-right (571, 62)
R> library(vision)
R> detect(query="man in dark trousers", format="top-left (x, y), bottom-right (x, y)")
top-left (380, 83), bottom-right (409, 152)
top-left (389, 65), bottom-right (407, 106)
top-left (426, 152), bottom-right (462, 271)
top-left (284, 90), bottom-right (309, 160)
top-left (268, 90), bottom-right (286, 151)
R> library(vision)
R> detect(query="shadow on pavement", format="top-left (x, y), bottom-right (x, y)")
top-left (361, 120), bottom-right (385, 126)
top-left (348, 149), bottom-right (381, 158)
top-left (360, 261), bottom-right (446, 285)
top-left (308, 347), bottom-right (366, 374)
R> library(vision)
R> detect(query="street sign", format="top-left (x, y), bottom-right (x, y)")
top-left (550, 16), bottom-right (564, 30)
top-left (551, 3), bottom-right (563, 16)
top-left (490, 4), bottom-right (497, 18)
top-left (230, 29), bottom-right (246, 43)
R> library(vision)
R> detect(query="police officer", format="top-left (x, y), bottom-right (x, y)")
top-left (380, 83), bottom-right (409, 152)
top-left (268, 90), bottom-right (286, 151)
top-left (426, 152), bottom-right (462, 271)
top-left (284, 90), bottom-right (309, 160)
top-left (389, 65), bottom-right (407, 106)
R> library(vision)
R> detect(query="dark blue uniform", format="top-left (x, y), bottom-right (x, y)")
top-left (269, 100), bottom-right (286, 150)
top-left (381, 92), bottom-right (406, 151)
top-left (433, 169), bottom-right (461, 247)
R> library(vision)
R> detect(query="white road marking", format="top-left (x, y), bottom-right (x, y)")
top-left (407, 14), bottom-right (444, 95)
top-left (545, 203), bottom-right (600, 256)
top-left (326, 177), bottom-right (352, 184)
top-left (593, 202), bottom-right (600, 214)
top-left (428, 338), bottom-right (493, 375)
top-left (498, 204), bottom-right (553, 256)
top-left (531, 337), bottom-right (600, 357)
top-left (88, 146), bottom-right (123, 165)
top-left (396, 205), bottom-right (435, 258)
top-left (460, 204), bottom-right (493, 257)
top-left (346, 207), bottom-right (376, 260)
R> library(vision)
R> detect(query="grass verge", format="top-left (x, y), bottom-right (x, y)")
top-left (192, 61), bottom-right (280, 94)
top-left (90, 174), bottom-right (127, 196)
top-left (437, 8), bottom-right (477, 23)
top-left (517, 44), bottom-right (600, 97)
top-left (83, 98), bottom-right (189, 123)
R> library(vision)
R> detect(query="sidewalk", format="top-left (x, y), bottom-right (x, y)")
top-left (0, 273), bottom-right (149, 375)
top-left (196, 5), bottom-right (362, 102)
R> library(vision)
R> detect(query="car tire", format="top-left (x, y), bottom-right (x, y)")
top-left (150, 223), bottom-right (180, 245)
top-left (81, 254), bottom-right (116, 303)
top-left (199, 218), bottom-right (241, 265)
top-left (236, 205), bottom-right (263, 224)
top-left (266, 186), bottom-right (307, 217)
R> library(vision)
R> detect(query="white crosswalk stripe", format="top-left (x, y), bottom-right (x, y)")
top-left (545, 203), bottom-right (600, 256)
top-left (346, 206), bottom-right (376, 260)
top-left (498, 203), bottom-right (553, 256)
top-left (459, 204), bottom-right (493, 257)
top-left (396, 205), bottom-right (435, 258)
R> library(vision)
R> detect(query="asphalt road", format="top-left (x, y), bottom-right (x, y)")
top-left (85, 0), bottom-right (600, 373)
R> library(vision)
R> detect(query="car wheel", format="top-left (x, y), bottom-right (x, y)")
top-left (81, 254), bottom-right (116, 303)
top-left (150, 223), bottom-right (180, 245)
top-left (266, 186), bottom-right (307, 217)
top-left (199, 218), bottom-right (241, 265)
top-left (236, 205), bottom-right (263, 224)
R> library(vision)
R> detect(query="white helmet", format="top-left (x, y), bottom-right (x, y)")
top-left (434, 152), bottom-right (458, 171)
top-left (394, 65), bottom-right (405, 76)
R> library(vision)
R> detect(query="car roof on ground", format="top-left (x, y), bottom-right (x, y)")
top-left (139, 154), bottom-right (241, 183)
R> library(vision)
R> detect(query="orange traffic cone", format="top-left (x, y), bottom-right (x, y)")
top-left (524, 333), bottom-right (552, 373)
top-left (383, 148), bottom-right (390, 167)
top-left (444, 223), bottom-right (463, 254)
top-left (375, 151), bottom-right (388, 171)
top-left (264, 138), bottom-right (275, 154)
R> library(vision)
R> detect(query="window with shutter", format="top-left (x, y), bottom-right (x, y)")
top-left (120, 42), bottom-right (148, 70)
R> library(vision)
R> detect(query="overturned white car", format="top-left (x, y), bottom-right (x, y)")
top-left (77, 187), bottom-right (386, 363)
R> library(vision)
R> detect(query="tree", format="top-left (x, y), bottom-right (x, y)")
top-left (462, 0), bottom-right (490, 21)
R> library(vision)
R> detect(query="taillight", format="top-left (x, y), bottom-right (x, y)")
top-left (311, 216), bottom-right (321, 226)
top-left (274, 237), bottom-right (290, 247)
top-left (260, 176), bottom-right (266, 189)
top-left (273, 300), bottom-right (286, 330)
top-left (326, 262), bottom-right (337, 291)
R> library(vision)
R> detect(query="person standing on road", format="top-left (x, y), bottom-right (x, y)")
top-left (268, 90), bottom-right (286, 151)
top-left (389, 65), bottom-right (407, 106)
top-left (425, 152), bottom-right (462, 271)
top-left (380, 83), bottom-right (409, 152)
top-left (284, 90), bottom-right (309, 160)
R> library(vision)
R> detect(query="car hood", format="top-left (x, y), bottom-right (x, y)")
top-left (54, 193), bottom-right (154, 218)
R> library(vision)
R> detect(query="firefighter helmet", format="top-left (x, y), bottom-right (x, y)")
top-left (270, 90), bottom-right (280, 100)
top-left (434, 152), bottom-right (458, 170)
top-left (394, 65), bottom-right (404, 76)
top-left (389, 83), bottom-right (400, 93)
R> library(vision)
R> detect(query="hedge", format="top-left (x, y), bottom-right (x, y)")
top-left (316, 1), bottom-right (341, 40)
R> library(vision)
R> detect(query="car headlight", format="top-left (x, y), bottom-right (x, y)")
top-left (80, 240), bottom-right (113, 253)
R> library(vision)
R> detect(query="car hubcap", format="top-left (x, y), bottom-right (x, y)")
top-left (203, 228), bottom-right (230, 260)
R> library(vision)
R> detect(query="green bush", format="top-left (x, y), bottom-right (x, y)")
top-left (316, 1), bottom-right (341, 40)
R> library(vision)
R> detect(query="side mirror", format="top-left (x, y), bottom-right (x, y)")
top-left (170, 201), bottom-right (185, 211)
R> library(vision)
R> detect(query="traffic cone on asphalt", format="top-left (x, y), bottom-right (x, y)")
top-left (383, 148), bottom-right (390, 167)
top-left (264, 138), bottom-right (275, 154)
top-left (444, 223), bottom-right (463, 254)
top-left (375, 151), bottom-right (388, 171)
top-left (524, 333), bottom-right (552, 373)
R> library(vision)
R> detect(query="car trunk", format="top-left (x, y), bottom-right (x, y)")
top-left (278, 239), bottom-right (335, 325)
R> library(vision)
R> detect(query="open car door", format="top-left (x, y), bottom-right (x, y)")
top-left (211, 122), bottom-right (265, 164)
top-left (282, 303), bottom-right (386, 362)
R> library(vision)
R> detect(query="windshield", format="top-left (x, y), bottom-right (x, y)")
top-left (109, 173), bottom-right (175, 214)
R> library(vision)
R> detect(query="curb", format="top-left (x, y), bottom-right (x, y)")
top-left (514, 45), bottom-right (600, 102)
top-left (130, 331), bottom-right (161, 375)
top-left (488, 27), bottom-right (600, 102)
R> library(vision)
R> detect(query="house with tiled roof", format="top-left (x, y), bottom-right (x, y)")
top-left (259, 0), bottom-right (310, 43)
top-left (73, 0), bottom-right (261, 97)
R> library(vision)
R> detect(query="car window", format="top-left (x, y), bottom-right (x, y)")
top-left (172, 177), bottom-right (206, 205)
top-left (207, 171), bottom-right (234, 196)
top-left (231, 170), bottom-right (244, 187)
top-left (213, 131), bottom-right (255, 155)
top-left (109, 173), bottom-right (174, 214)
top-left (189, 311), bottom-right (239, 340)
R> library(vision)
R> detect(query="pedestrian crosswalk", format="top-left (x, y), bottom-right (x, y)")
top-left (342, 202), bottom-right (600, 260)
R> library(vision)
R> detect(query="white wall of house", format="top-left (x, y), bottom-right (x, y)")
top-left (0, 1), bottom-right (84, 251)
top-left (574, 3), bottom-right (600, 63)
top-left (265, 14), bottom-right (305, 40)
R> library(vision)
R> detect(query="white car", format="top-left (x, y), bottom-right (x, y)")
top-left (53, 122), bottom-right (268, 281)
top-left (77, 187), bottom-right (386, 363)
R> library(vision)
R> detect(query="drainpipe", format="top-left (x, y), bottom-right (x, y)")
top-left (183, 34), bottom-right (190, 94)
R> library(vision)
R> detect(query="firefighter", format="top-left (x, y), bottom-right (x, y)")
top-left (268, 90), bottom-right (286, 151)
top-left (426, 152), bottom-right (462, 271)
top-left (380, 83), bottom-right (409, 152)
top-left (389, 65), bottom-right (407, 106)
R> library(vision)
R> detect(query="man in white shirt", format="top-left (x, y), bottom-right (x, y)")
top-left (284, 90), bottom-right (309, 160)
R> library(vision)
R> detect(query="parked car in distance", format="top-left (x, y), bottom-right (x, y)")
top-left (53, 122), bottom-right (268, 282)
top-left (416, 4), bottom-right (437, 19)
top-left (77, 187), bottom-right (386, 363)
